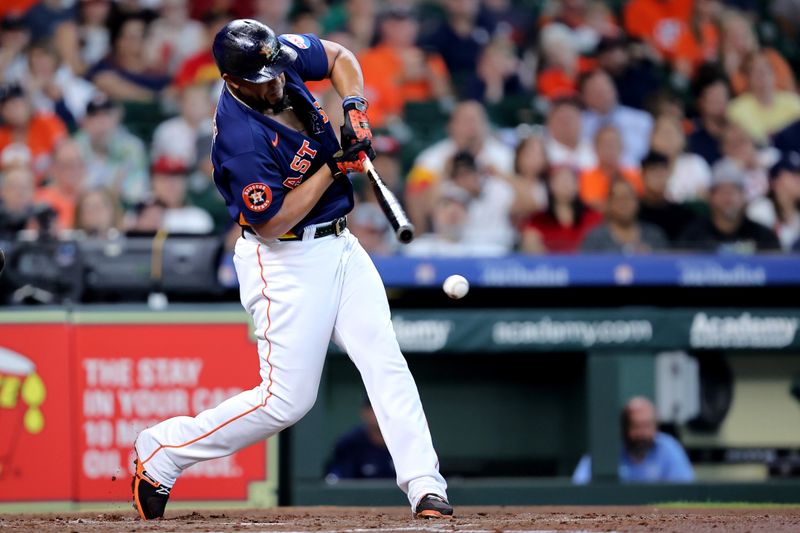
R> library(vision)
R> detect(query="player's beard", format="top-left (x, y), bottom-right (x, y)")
top-left (234, 74), bottom-right (290, 114)
top-left (259, 74), bottom-right (292, 114)
top-left (265, 93), bottom-right (292, 114)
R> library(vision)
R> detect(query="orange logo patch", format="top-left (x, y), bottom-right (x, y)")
top-left (243, 183), bottom-right (272, 212)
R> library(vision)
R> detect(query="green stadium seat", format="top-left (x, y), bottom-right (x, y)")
top-left (401, 100), bottom-right (450, 173)
top-left (120, 101), bottom-right (170, 146)
top-left (486, 94), bottom-right (538, 128)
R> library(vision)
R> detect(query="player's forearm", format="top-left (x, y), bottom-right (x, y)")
top-left (252, 165), bottom-right (335, 240)
top-left (326, 44), bottom-right (365, 99)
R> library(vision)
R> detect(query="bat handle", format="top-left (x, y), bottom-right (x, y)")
top-left (359, 151), bottom-right (371, 169)
top-left (332, 150), bottom-right (371, 171)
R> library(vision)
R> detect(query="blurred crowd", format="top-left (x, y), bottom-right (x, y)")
top-left (1, 0), bottom-right (800, 258)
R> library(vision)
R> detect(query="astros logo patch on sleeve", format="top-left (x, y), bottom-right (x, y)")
top-left (283, 34), bottom-right (310, 49)
top-left (243, 183), bottom-right (272, 212)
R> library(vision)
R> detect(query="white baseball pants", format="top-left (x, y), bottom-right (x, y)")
top-left (135, 228), bottom-right (447, 508)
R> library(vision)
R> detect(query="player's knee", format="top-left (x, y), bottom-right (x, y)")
top-left (135, 426), bottom-right (160, 453)
top-left (288, 394), bottom-right (317, 424)
top-left (267, 392), bottom-right (317, 427)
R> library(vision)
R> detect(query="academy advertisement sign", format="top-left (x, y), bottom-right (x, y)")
top-left (391, 317), bottom-right (453, 352)
top-left (385, 311), bottom-right (662, 352)
top-left (689, 312), bottom-right (800, 349)
top-left (386, 310), bottom-right (800, 353)
top-left (492, 318), bottom-right (654, 347)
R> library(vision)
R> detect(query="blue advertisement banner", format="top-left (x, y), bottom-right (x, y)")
top-left (372, 254), bottom-right (800, 288)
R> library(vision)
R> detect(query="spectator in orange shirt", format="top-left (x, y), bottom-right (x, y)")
top-left (34, 140), bottom-right (86, 231)
top-left (536, 22), bottom-right (594, 101)
top-left (0, 0), bottom-right (37, 20)
top-left (682, 0), bottom-right (722, 72)
top-left (580, 124), bottom-right (643, 210)
top-left (627, 0), bottom-right (723, 76)
top-left (623, 0), bottom-right (692, 54)
top-left (624, 0), bottom-right (720, 80)
top-left (358, 6), bottom-right (450, 129)
top-left (671, 0), bottom-right (722, 78)
top-left (719, 9), bottom-right (796, 95)
top-left (0, 83), bottom-right (67, 182)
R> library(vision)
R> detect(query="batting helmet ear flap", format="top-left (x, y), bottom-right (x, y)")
top-left (213, 19), bottom-right (298, 83)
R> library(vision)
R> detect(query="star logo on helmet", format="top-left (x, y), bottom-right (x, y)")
top-left (260, 42), bottom-right (276, 61)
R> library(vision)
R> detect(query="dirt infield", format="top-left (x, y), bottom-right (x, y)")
top-left (2, 505), bottom-right (800, 533)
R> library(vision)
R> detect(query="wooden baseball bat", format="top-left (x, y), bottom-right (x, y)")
top-left (360, 155), bottom-right (415, 244)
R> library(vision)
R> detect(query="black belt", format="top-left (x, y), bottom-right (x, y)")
top-left (242, 216), bottom-right (347, 241)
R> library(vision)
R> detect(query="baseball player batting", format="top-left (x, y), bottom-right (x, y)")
top-left (132, 19), bottom-right (451, 520)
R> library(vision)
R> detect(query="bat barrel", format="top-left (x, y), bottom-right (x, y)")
top-left (396, 224), bottom-right (415, 244)
top-left (361, 154), bottom-right (416, 244)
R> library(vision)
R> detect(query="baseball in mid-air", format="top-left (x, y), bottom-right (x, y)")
top-left (443, 274), bottom-right (469, 299)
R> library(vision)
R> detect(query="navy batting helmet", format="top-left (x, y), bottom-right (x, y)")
top-left (212, 19), bottom-right (297, 83)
